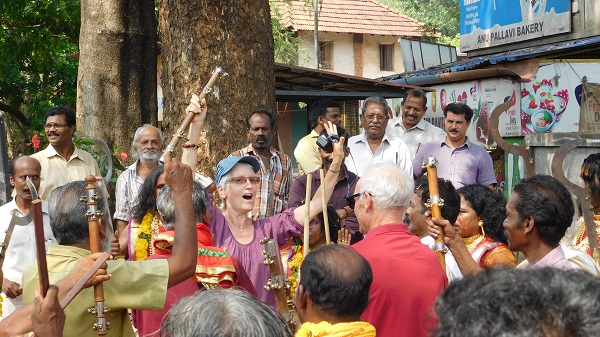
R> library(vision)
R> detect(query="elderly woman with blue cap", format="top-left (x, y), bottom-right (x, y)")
top-left (182, 95), bottom-right (345, 306)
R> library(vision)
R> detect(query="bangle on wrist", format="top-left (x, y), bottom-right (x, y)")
top-left (328, 167), bottom-right (340, 173)
top-left (342, 207), bottom-right (349, 219)
top-left (182, 143), bottom-right (201, 149)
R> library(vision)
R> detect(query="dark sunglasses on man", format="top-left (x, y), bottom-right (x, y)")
top-left (345, 192), bottom-right (366, 209)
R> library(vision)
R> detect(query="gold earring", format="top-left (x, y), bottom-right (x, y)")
top-left (478, 220), bottom-right (486, 237)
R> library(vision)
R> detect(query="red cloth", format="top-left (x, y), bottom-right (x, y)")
top-left (352, 223), bottom-right (447, 337)
top-left (132, 223), bottom-right (257, 337)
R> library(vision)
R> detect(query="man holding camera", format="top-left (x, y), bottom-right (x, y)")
top-left (288, 125), bottom-right (361, 243)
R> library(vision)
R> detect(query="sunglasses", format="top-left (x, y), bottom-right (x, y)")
top-left (226, 176), bottom-right (261, 185)
top-left (345, 192), bottom-right (366, 209)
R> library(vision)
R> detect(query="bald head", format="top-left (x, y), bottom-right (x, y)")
top-left (298, 245), bottom-right (372, 320)
top-left (9, 156), bottom-right (42, 201)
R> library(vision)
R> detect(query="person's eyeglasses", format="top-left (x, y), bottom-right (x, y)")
top-left (345, 192), bottom-right (366, 209)
top-left (363, 114), bottom-right (388, 121)
top-left (226, 176), bottom-right (261, 185)
top-left (44, 123), bottom-right (70, 130)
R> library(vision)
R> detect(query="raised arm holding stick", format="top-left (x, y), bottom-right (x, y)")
top-left (165, 67), bottom-right (224, 158)
top-left (423, 157), bottom-right (447, 272)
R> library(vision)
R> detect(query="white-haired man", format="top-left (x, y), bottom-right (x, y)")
top-left (114, 124), bottom-right (162, 234)
top-left (350, 163), bottom-right (447, 337)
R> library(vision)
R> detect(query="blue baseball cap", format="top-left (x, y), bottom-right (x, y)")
top-left (215, 156), bottom-right (261, 185)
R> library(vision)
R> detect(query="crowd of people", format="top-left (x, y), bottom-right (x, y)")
top-left (1, 88), bottom-right (600, 337)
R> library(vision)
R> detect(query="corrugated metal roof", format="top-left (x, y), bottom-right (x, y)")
top-left (272, 0), bottom-right (425, 37)
top-left (275, 63), bottom-right (432, 101)
top-left (382, 36), bottom-right (600, 81)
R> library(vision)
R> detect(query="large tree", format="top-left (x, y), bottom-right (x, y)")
top-left (158, 0), bottom-right (276, 177)
top-left (77, 0), bottom-right (158, 152)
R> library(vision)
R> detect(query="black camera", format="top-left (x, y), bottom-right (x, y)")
top-left (316, 134), bottom-right (340, 153)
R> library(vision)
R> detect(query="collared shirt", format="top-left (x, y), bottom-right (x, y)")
top-left (387, 117), bottom-right (447, 158)
top-left (23, 245), bottom-right (168, 337)
top-left (114, 160), bottom-right (146, 221)
top-left (31, 144), bottom-right (101, 200)
top-left (0, 200), bottom-right (55, 318)
top-left (420, 235), bottom-right (463, 282)
top-left (353, 223), bottom-right (447, 337)
top-left (230, 145), bottom-right (292, 220)
top-left (294, 130), bottom-right (322, 176)
top-left (288, 166), bottom-right (359, 235)
top-left (413, 138), bottom-right (496, 189)
top-left (517, 245), bottom-right (573, 270)
top-left (346, 132), bottom-right (412, 178)
top-left (561, 242), bottom-right (600, 276)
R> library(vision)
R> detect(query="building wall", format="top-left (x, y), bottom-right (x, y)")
top-left (297, 30), bottom-right (405, 78)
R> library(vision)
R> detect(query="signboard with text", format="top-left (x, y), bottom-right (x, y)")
top-left (460, 0), bottom-right (571, 52)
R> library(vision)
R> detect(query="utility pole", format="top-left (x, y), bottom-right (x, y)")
top-left (313, 0), bottom-right (319, 69)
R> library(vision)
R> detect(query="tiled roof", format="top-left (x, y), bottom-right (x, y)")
top-left (272, 0), bottom-right (425, 37)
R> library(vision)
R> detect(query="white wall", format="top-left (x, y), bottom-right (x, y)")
top-left (297, 30), bottom-right (405, 79)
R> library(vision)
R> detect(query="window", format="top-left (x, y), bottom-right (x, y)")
top-left (380, 44), bottom-right (394, 71)
top-left (319, 41), bottom-right (333, 70)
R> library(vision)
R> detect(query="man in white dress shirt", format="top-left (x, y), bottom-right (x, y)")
top-left (387, 89), bottom-right (446, 158)
top-left (346, 96), bottom-right (412, 177)
top-left (0, 156), bottom-right (55, 319)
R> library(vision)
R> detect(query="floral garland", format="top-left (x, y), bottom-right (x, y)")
top-left (135, 211), bottom-right (155, 260)
top-left (0, 294), bottom-right (3, 316)
top-left (287, 244), bottom-right (303, 301)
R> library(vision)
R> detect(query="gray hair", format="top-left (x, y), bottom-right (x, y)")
top-left (159, 289), bottom-right (292, 337)
top-left (49, 181), bottom-right (113, 252)
top-left (130, 124), bottom-right (163, 158)
top-left (217, 162), bottom-right (256, 211)
top-left (361, 96), bottom-right (389, 115)
top-left (357, 162), bottom-right (413, 210)
top-left (157, 181), bottom-right (207, 231)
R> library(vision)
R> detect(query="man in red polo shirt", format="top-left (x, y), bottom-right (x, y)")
top-left (350, 162), bottom-right (447, 337)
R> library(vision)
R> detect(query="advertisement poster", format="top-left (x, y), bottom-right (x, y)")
top-left (579, 78), bottom-right (600, 133)
top-left (460, 0), bottom-right (571, 52)
top-left (520, 62), bottom-right (600, 134)
top-left (424, 78), bottom-right (521, 148)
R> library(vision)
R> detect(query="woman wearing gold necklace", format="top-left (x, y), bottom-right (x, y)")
top-left (117, 165), bottom-right (167, 260)
top-left (572, 153), bottom-right (600, 264)
top-left (430, 184), bottom-right (515, 276)
top-left (454, 184), bottom-right (515, 270)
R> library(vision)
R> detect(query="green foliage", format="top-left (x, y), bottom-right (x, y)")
top-left (271, 2), bottom-right (301, 65)
top-left (72, 132), bottom-right (127, 190)
top-left (378, 0), bottom-right (460, 47)
top-left (0, 0), bottom-right (80, 133)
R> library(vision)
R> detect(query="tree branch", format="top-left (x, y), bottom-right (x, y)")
top-left (0, 102), bottom-right (29, 126)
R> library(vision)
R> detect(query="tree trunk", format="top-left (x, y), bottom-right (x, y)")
top-left (159, 0), bottom-right (276, 178)
top-left (77, 0), bottom-right (157, 154)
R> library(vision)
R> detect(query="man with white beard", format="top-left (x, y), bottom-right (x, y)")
top-left (114, 124), bottom-right (163, 234)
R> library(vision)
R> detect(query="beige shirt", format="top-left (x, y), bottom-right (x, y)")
top-left (31, 144), bottom-right (101, 200)
top-left (294, 130), bottom-right (321, 176)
